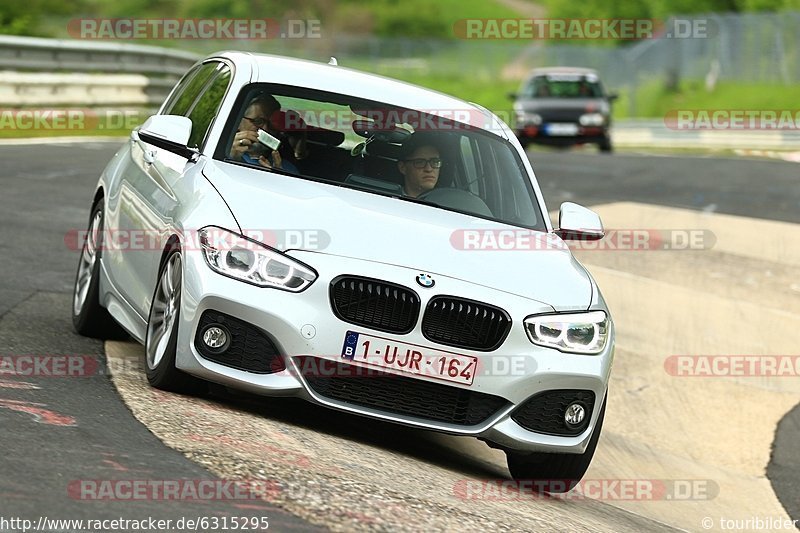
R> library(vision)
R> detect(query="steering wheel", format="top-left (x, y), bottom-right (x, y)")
top-left (417, 188), bottom-right (493, 217)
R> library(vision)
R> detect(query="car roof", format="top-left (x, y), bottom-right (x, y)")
top-left (210, 51), bottom-right (506, 137)
top-left (527, 67), bottom-right (599, 77)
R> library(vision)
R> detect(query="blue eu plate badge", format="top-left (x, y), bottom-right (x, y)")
top-left (341, 331), bottom-right (360, 360)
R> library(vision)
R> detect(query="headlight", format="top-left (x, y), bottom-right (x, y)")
top-left (516, 111), bottom-right (542, 126)
top-left (579, 113), bottom-right (605, 126)
top-left (524, 311), bottom-right (609, 354)
top-left (527, 112), bottom-right (543, 125)
top-left (198, 227), bottom-right (316, 292)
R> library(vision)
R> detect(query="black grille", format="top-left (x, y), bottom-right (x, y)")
top-left (298, 357), bottom-right (509, 426)
top-left (194, 311), bottom-right (284, 374)
top-left (511, 390), bottom-right (596, 436)
top-left (330, 276), bottom-right (420, 334)
top-left (538, 109), bottom-right (583, 122)
top-left (422, 296), bottom-right (511, 351)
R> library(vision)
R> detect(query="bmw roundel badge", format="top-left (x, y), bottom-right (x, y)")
top-left (416, 273), bottom-right (435, 288)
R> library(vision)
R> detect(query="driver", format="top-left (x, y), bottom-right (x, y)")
top-left (397, 133), bottom-right (442, 198)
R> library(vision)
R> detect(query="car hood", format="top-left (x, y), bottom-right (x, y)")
top-left (203, 161), bottom-right (593, 311)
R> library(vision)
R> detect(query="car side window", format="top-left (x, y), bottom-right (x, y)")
top-left (186, 65), bottom-right (232, 149)
top-left (161, 65), bottom-right (200, 115)
top-left (162, 62), bottom-right (218, 117)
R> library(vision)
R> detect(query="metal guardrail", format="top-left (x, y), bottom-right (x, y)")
top-left (0, 35), bottom-right (199, 76)
top-left (0, 72), bottom-right (178, 107)
top-left (612, 120), bottom-right (800, 150)
top-left (0, 35), bottom-right (201, 108)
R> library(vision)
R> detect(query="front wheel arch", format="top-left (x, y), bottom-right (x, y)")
top-left (144, 244), bottom-right (205, 394)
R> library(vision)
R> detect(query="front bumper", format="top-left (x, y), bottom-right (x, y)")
top-left (175, 249), bottom-right (614, 453)
top-left (515, 123), bottom-right (609, 146)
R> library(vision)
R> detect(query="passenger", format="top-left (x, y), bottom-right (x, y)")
top-left (229, 93), bottom-right (305, 173)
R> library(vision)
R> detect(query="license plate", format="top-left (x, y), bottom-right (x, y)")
top-left (341, 331), bottom-right (477, 386)
top-left (545, 123), bottom-right (578, 136)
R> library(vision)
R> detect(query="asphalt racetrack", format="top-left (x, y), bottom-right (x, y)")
top-left (0, 141), bottom-right (797, 532)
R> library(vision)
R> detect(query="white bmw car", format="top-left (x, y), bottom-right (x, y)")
top-left (72, 52), bottom-right (614, 487)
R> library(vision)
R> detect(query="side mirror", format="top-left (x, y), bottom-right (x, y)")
top-left (555, 202), bottom-right (604, 241)
top-left (607, 93), bottom-right (619, 102)
top-left (137, 115), bottom-right (197, 159)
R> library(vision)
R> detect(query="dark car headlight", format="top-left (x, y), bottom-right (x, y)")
top-left (516, 111), bottom-right (542, 126)
top-left (199, 226), bottom-right (316, 291)
top-left (579, 113), bottom-right (605, 126)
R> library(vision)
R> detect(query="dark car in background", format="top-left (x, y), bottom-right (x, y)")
top-left (510, 67), bottom-right (617, 153)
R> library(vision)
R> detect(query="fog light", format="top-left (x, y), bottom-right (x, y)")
top-left (564, 403), bottom-right (586, 427)
top-left (202, 325), bottom-right (230, 352)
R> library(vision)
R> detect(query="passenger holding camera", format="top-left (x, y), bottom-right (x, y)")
top-left (230, 93), bottom-right (305, 173)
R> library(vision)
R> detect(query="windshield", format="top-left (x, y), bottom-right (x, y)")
top-left (216, 83), bottom-right (546, 230)
top-left (524, 74), bottom-right (604, 98)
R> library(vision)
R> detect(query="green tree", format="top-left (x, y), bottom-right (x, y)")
top-left (0, 0), bottom-right (80, 36)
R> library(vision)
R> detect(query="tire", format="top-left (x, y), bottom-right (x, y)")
top-left (506, 393), bottom-right (607, 492)
top-left (144, 248), bottom-right (206, 394)
top-left (72, 201), bottom-right (127, 339)
top-left (598, 135), bottom-right (613, 153)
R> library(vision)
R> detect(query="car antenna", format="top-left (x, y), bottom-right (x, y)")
top-left (328, 57), bottom-right (338, 66)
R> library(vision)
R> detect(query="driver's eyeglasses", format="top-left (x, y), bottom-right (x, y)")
top-left (405, 157), bottom-right (442, 169)
top-left (243, 116), bottom-right (268, 128)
